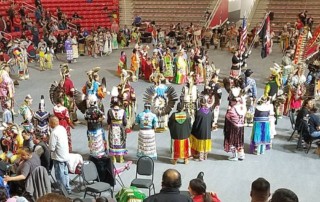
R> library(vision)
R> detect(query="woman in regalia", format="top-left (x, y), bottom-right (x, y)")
top-left (107, 100), bottom-right (127, 163)
top-left (175, 50), bottom-right (187, 84)
top-left (117, 51), bottom-right (127, 76)
top-left (190, 97), bottom-right (213, 161)
top-left (163, 49), bottom-right (174, 83)
top-left (250, 97), bottom-right (272, 155)
top-left (112, 31), bottom-right (119, 50)
top-left (71, 35), bottom-right (79, 62)
top-left (104, 31), bottom-right (112, 55)
top-left (224, 87), bottom-right (246, 161)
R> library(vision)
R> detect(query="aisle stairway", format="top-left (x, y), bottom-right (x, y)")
top-left (249, 0), bottom-right (269, 31)
top-left (133, 0), bottom-right (213, 29)
top-left (250, 0), bottom-right (320, 35)
top-left (119, 0), bottom-right (133, 28)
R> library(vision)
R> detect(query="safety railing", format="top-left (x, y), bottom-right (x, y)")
top-left (204, 0), bottom-right (222, 29)
top-left (0, 31), bottom-right (12, 41)
top-left (22, 2), bottom-right (78, 31)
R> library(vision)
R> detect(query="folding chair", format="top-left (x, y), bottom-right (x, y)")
top-left (82, 161), bottom-right (113, 198)
top-left (288, 110), bottom-right (297, 141)
top-left (114, 161), bottom-right (132, 188)
top-left (130, 156), bottom-right (155, 196)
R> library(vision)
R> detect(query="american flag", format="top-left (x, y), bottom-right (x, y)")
top-left (239, 16), bottom-right (247, 52)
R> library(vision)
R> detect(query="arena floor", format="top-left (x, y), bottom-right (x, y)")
top-left (9, 44), bottom-right (320, 201)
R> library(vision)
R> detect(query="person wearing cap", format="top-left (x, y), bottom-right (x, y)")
top-left (107, 99), bottom-right (127, 163)
top-left (33, 95), bottom-right (50, 139)
top-left (135, 102), bottom-right (158, 159)
top-left (224, 87), bottom-right (246, 161)
top-left (250, 96), bottom-right (272, 155)
top-left (168, 103), bottom-right (191, 164)
top-left (190, 97), bottom-right (213, 161)
top-left (19, 95), bottom-right (34, 129)
top-left (84, 95), bottom-right (107, 158)
top-left (244, 69), bottom-right (257, 126)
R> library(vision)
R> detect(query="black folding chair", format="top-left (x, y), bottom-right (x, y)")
top-left (130, 156), bottom-right (155, 196)
top-left (82, 161), bottom-right (113, 198)
top-left (288, 110), bottom-right (297, 141)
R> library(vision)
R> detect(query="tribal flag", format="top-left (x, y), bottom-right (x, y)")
top-left (239, 16), bottom-right (247, 52)
top-left (260, 13), bottom-right (271, 58)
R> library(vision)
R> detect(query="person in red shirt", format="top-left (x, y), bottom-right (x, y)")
top-left (60, 64), bottom-right (80, 124)
top-left (188, 178), bottom-right (221, 202)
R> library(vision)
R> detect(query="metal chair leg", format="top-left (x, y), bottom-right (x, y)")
top-left (288, 129), bottom-right (296, 141)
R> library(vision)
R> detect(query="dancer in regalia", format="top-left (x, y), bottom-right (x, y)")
top-left (244, 69), bottom-right (257, 126)
top-left (180, 72), bottom-right (199, 124)
top-left (19, 94), bottom-right (34, 132)
top-left (250, 96), bottom-right (272, 155)
top-left (135, 102), bottom-right (158, 159)
top-left (168, 103), bottom-right (191, 164)
top-left (107, 99), bottom-right (127, 163)
top-left (71, 35), bottom-right (79, 63)
top-left (224, 87), bottom-right (246, 161)
top-left (53, 98), bottom-right (74, 152)
top-left (85, 95), bottom-right (106, 157)
top-left (175, 49), bottom-right (187, 84)
top-left (190, 97), bottom-right (213, 161)
top-left (104, 31), bottom-right (112, 56)
top-left (33, 95), bottom-right (50, 139)
top-left (117, 51), bottom-right (127, 76)
top-left (65, 35), bottom-right (73, 63)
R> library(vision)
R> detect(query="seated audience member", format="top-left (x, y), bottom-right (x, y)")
top-left (250, 178), bottom-right (270, 202)
top-left (72, 12), bottom-right (82, 19)
top-left (308, 111), bottom-right (320, 138)
top-left (37, 193), bottom-right (70, 202)
top-left (33, 132), bottom-right (51, 172)
top-left (188, 178), bottom-right (221, 202)
top-left (22, 130), bottom-right (34, 151)
top-left (295, 98), bottom-right (314, 130)
top-left (144, 169), bottom-right (192, 202)
top-left (270, 188), bottom-right (299, 202)
top-left (4, 147), bottom-right (40, 195)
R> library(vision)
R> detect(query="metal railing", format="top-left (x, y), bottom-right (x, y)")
top-left (247, 0), bottom-right (260, 30)
top-left (204, 0), bottom-right (222, 29)
top-left (0, 31), bottom-right (12, 41)
top-left (22, 2), bottom-right (78, 31)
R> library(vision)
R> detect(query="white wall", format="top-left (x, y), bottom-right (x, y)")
top-left (240, 0), bottom-right (256, 16)
top-left (228, 0), bottom-right (241, 13)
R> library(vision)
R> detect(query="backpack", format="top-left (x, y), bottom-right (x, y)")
top-left (0, 176), bottom-right (10, 198)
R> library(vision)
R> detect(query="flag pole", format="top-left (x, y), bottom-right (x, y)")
top-left (248, 11), bottom-right (271, 53)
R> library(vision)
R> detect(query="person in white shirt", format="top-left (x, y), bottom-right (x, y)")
top-left (49, 116), bottom-right (71, 194)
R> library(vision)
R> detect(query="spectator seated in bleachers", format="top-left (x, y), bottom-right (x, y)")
top-left (132, 14), bottom-right (142, 27)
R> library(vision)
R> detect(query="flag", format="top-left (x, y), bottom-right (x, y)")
top-left (239, 16), bottom-right (247, 52)
top-left (260, 13), bottom-right (271, 58)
